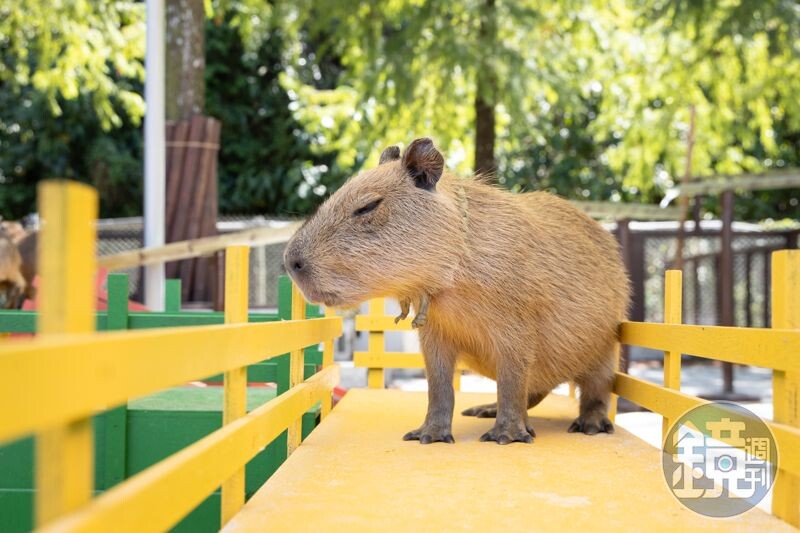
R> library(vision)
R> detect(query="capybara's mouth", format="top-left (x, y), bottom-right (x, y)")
top-left (291, 279), bottom-right (344, 307)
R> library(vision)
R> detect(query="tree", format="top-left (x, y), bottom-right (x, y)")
top-left (0, 1), bottom-right (145, 128)
top-left (277, 0), bottom-right (800, 221)
top-left (0, 1), bottom-right (145, 218)
top-left (204, 12), bottom-right (348, 215)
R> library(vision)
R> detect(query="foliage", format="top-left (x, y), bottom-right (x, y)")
top-left (278, 0), bottom-right (800, 220)
top-left (205, 14), bottom-right (349, 215)
top-left (0, 0), bottom-right (145, 129)
top-left (0, 71), bottom-right (143, 219)
top-left (1, 0), bottom-right (798, 222)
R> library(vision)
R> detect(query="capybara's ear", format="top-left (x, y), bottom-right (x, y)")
top-left (379, 145), bottom-right (401, 164)
top-left (402, 138), bottom-right (444, 191)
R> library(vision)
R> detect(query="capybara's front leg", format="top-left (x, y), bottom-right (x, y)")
top-left (394, 297), bottom-right (411, 324)
top-left (480, 357), bottom-right (534, 444)
top-left (403, 338), bottom-right (456, 444)
top-left (411, 292), bottom-right (430, 328)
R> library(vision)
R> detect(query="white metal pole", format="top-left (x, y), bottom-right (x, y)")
top-left (144, 0), bottom-right (165, 310)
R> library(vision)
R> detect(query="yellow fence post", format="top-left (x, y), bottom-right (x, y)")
top-left (367, 299), bottom-right (386, 388)
top-left (287, 283), bottom-right (307, 454)
top-left (321, 306), bottom-right (336, 418)
top-left (220, 246), bottom-right (249, 526)
top-left (452, 370), bottom-right (461, 392)
top-left (608, 344), bottom-right (620, 422)
top-left (35, 180), bottom-right (98, 526)
top-left (772, 250), bottom-right (800, 527)
top-left (661, 270), bottom-right (683, 440)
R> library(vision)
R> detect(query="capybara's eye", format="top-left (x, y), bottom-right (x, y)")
top-left (352, 198), bottom-right (383, 217)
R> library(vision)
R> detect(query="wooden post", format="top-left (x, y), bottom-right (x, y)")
top-left (287, 283), bottom-right (306, 453)
top-left (692, 259), bottom-right (701, 324)
top-left (771, 250), bottom-right (800, 526)
top-left (35, 181), bottom-right (98, 526)
top-left (661, 270), bottom-right (682, 441)
top-left (719, 189), bottom-right (735, 393)
top-left (367, 299), bottom-right (386, 388)
top-left (220, 246), bottom-right (249, 525)
top-left (744, 252), bottom-right (753, 328)
top-left (321, 306), bottom-right (336, 418)
top-left (628, 232), bottom-right (646, 324)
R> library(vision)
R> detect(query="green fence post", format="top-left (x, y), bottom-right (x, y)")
top-left (97, 273), bottom-right (129, 489)
top-left (164, 279), bottom-right (181, 313)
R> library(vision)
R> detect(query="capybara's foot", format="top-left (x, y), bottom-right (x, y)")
top-left (395, 298), bottom-right (411, 324)
top-left (411, 292), bottom-right (431, 328)
top-left (479, 420), bottom-right (535, 444)
top-left (461, 402), bottom-right (498, 418)
top-left (403, 425), bottom-right (455, 444)
top-left (568, 414), bottom-right (614, 435)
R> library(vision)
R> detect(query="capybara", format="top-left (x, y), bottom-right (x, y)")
top-left (285, 138), bottom-right (630, 444)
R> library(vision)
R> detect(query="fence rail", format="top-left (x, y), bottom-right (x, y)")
top-left (349, 250), bottom-right (800, 526)
top-left (0, 180), bottom-right (341, 531)
top-left (97, 222), bottom-right (301, 271)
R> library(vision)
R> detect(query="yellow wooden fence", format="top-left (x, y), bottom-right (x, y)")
top-left (0, 181), bottom-right (342, 531)
top-left (354, 251), bottom-right (800, 527)
top-left (2, 179), bottom-right (799, 529)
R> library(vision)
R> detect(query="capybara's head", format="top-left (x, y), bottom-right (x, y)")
top-left (284, 138), bottom-right (461, 307)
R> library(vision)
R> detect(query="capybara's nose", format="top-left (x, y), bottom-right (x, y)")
top-left (284, 249), bottom-right (306, 275)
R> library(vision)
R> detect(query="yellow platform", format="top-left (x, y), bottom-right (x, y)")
top-left (224, 389), bottom-right (791, 532)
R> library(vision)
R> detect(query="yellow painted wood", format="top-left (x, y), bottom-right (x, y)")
top-left (661, 270), bottom-right (682, 439)
top-left (367, 299), bottom-right (386, 388)
top-left (452, 371), bottom-right (461, 392)
top-left (287, 283), bottom-right (307, 454)
top-left (0, 318), bottom-right (341, 444)
top-left (608, 344), bottom-right (621, 422)
top-left (222, 389), bottom-right (791, 532)
top-left (614, 372), bottom-right (800, 478)
top-left (35, 180), bottom-right (98, 525)
top-left (620, 322), bottom-right (800, 371)
top-left (771, 250), bottom-right (800, 527)
top-left (354, 351), bottom-right (470, 371)
top-left (42, 366), bottom-right (339, 533)
top-left (356, 313), bottom-right (414, 332)
top-left (221, 246), bottom-right (250, 526)
top-left (321, 307), bottom-right (337, 419)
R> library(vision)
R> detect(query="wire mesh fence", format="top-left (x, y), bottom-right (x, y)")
top-left (98, 215), bottom-right (295, 308)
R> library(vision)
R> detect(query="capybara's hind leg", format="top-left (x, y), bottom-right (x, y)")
top-left (461, 402), bottom-right (498, 418)
top-left (462, 390), bottom-right (547, 419)
top-left (568, 367), bottom-right (615, 435)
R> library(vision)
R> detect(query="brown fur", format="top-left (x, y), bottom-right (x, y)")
top-left (0, 234), bottom-right (27, 309)
top-left (285, 138), bottom-right (630, 444)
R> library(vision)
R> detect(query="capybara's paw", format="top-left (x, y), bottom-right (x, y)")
top-left (411, 312), bottom-right (427, 328)
top-left (394, 299), bottom-right (411, 324)
top-left (403, 425), bottom-right (455, 444)
top-left (479, 421), bottom-right (535, 445)
top-left (568, 415), bottom-right (614, 435)
top-left (461, 403), bottom-right (498, 418)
